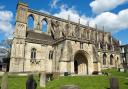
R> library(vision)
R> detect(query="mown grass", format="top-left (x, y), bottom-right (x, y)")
top-left (45, 69), bottom-right (128, 89)
top-left (0, 69), bottom-right (128, 89)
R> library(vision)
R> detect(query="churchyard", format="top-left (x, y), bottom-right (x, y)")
top-left (0, 69), bottom-right (128, 89)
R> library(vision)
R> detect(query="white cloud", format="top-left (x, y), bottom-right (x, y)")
top-left (50, 0), bottom-right (60, 8)
top-left (54, 6), bottom-right (89, 24)
top-left (0, 21), bottom-right (13, 32)
top-left (54, 6), bottom-right (128, 32)
top-left (0, 8), bottom-right (14, 39)
top-left (39, 9), bottom-right (50, 15)
top-left (0, 10), bottom-right (13, 21)
top-left (90, 0), bottom-right (128, 14)
top-left (92, 9), bottom-right (128, 32)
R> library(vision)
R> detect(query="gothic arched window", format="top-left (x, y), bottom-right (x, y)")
top-left (42, 18), bottom-right (48, 32)
top-left (49, 50), bottom-right (53, 60)
top-left (31, 48), bottom-right (36, 59)
top-left (110, 54), bottom-right (114, 65)
top-left (103, 53), bottom-right (107, 65)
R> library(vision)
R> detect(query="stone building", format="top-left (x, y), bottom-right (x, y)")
top-left (9, 2), bottom-right (121, 75)
top-left (120, 44), bottom-right (128, 69)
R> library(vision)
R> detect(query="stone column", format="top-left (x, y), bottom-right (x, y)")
top-left (97, 62), bottom-right (101, 72)
top-left (70, 61), bottom-right (74, 74)
top-left (107, 54), bottom-right (110, 68)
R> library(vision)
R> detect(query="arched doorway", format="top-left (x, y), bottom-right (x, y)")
top-left (74, 60), bottom-right (78, 74)
top-left (74, 50), bottom-right (88, 75)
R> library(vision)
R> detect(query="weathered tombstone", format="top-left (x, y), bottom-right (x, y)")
top-left (110, 77), bottom-right (119, 89)
top-left (60, 85), bottom-right (80, 89)
top-left (1, 72), bottom-right (8, 89)
top-left (120, 68), bottom-right (124, 72)
top-left (53, 72), bottom-right (60, 80)
top-left (40, 72), bottom-right (46, 88)
top-left (26, 74), bottom-right (37, 89)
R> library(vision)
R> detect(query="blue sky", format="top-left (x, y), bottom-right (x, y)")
top-left (0, 0), bottom-right (128, 45)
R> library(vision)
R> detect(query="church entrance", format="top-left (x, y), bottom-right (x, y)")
top-left (74, 50), bottom-right (88, 75)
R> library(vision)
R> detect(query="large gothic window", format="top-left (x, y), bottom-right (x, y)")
top-left (110, 54), bottom-right (114, 65)
top-left (27, 14), bottom-right (34, 30)
top-left (42, 19), bottom-right (48, 32)
top-left (31, 48), bottom-right (36, 59)
top-left (103, 53), bottom-right (107, 65)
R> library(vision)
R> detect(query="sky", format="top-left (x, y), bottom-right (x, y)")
top-left (0, 0), bottom-right (128, 45)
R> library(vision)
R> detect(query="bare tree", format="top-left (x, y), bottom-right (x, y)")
top-left (0, 38), bottom-right (12, 71)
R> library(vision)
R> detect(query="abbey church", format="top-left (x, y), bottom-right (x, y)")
top-left (9, 2), bottom-right (121, 75)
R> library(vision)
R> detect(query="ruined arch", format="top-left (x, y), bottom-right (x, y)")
top-left (27, 14), bottom-right (35, 30)
top-left (80, 29), bottom-right (85, 38)
top-left (41, 18), bottom-right (48, 32)
top-left (50, 20), bottom-right (60, 38)
top-left (62, 24), bottom-right (70, 36)
top-left (74, 50), bottom-right (89, 75)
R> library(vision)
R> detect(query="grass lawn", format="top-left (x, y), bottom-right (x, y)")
top-left (0, 69), bottom-right (128, 89)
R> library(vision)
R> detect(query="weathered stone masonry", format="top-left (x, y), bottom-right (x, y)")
top-left (9, 2), bottom-right (121, 75)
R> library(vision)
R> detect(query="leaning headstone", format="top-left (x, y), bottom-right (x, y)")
top-left (40, 72), bottom-right (46, 88)
top-left (110, 77), bottom-right (119, 89)
top-left (1, 72), bottom-right (8, 89)
top-left (26, 74), bottom-right (37, 89)
top-left (60, 85), bottom-right (80, 89)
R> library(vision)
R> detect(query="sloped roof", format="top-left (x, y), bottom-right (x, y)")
top-left (26, 30), bottom-right (54, 45)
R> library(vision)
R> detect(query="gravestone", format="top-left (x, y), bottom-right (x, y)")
top-left (26, 74), bottom-right (37, 89)
top-left (1, 72), bottom-right (8, 89)
top-left (40, 72), bottom-right (46, 88)
top-left (119, 68), bottom-right (124, 72)
top-left (60, 85), bottom-right (80, 89)
top-left (110, 77), bottom-right (119, 89)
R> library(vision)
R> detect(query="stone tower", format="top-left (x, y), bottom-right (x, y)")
top-left (9, 2), bottom-right (28, 72)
